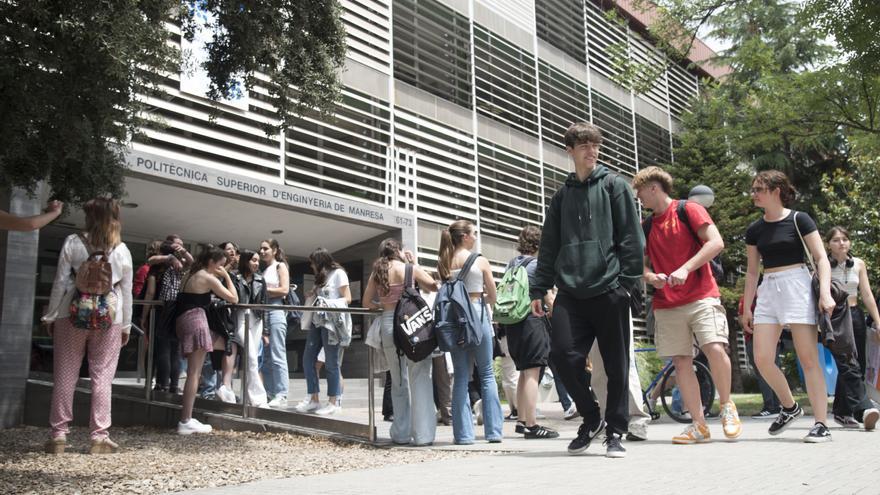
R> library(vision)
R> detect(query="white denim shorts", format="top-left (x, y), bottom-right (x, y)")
top-left (754, 265), bottom-right (817, 326)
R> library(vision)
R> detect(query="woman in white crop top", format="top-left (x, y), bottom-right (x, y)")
top-left (825, 226), bottom-right (880, 430)
top-left (259, 238), bottom-right (291, 408)
top-left (294, 247), bottom-right (351, 416)
top-left (437, 219), bottom-right (502, 445)
top-left (41, 198), bottom-right (133, 454)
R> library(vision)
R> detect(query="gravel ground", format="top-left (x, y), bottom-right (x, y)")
top-left (0, 426), bottom-right (474, 494)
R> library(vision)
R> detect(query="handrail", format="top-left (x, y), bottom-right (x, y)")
top-left (33, 295), bottom-right (381, 439)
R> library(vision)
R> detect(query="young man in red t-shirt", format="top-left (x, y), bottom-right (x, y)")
top-left (633, 166), bottom-right (741, 444)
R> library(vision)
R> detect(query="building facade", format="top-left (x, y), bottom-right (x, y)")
top-left (1, 0), bottom-right (738, 425)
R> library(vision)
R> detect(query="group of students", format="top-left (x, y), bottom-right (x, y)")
top-left (40, 199), bottom-right (355, 450)
top-left (37, 120), bottom-right (880, 456)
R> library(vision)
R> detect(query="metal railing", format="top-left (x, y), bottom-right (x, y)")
top-left (151, 301), bottom-right (383, 440)
top-left (36, 296), bottom-right (383, 441)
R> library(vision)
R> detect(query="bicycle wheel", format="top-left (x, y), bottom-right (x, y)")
top-left (659, 360), bottom-right (715, 424)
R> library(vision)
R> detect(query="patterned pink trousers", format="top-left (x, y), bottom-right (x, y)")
top-left (49, 318), bottom-right (122, 440)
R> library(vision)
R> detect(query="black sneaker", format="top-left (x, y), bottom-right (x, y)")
top-left (833, 414), bottom-right (860, 429)
top-left (505, 408), bottom-right (519, 421)
top-left (751, 409), bottom-right (778, 419)
top-left (769, 403), bottom-right (804, 435)
top-left (604, 432), bottom-right (626, 458)
top-left (803, 422), bottom-right (832, 443)
top-left (524, 424), bottom-right (560, 439)
top-left (567, 419), bottom-right (606, 455)
top-left (514, 421), bottom-right (525, 434)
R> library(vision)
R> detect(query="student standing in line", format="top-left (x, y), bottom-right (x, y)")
top-left (438, 220), bottom-right (503, 444)
top-left (530, 122), bottom-right (643, 458)
top-left (295, 248), bottom-right (352, 415)
top-left (633, 166), bottom-right (741, 444)
top-left (363, 238), bottom-right (438, 445)
top-left (502, 226), bottom-right (558, 439)
top-left (825, 226), bottom-right (880, 430)
top-left (175, 246), bottom-right (238, 434)
top-left (259, 239), bottom-right (291, 408)
top-left (741, 170), bottom-right (834, 442)
top-left (43, 198), bottom-right (132, 454)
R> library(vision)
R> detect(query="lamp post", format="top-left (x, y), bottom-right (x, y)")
top-left (688, 184), bottom-right (715, 208)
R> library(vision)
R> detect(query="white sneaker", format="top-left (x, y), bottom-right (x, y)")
top-left (315, 402), bottom-right (341, 415)
top-left (293, 399), bottom-right (321, 413)
top-left (267, 395), bottom-right (288, 408)
top-left (563, 405), bottom-right (580, 421)
top-left (177, 418), bottom-right (212, 435)
top-left (473, 399), bottom-right (483, 425)
top-left (217, 385), bottom-right (236, 404)
top-left (864, 408), bottom-right (879, 431)
top-left (535, 408), bottom-right (546, 420)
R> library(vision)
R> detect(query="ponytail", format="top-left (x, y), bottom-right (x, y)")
top-left (371, 238), bottom-right (405, 293)
top-left (437, 220), bottom-right (473, 280)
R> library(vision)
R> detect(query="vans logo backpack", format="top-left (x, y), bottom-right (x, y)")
top-left (433, 253), bottom-right (484, 352)
top-left (69, 234), bottom-right (117, 331)
top-left (493, 256), bottom-right (535, 325)
top-left (393, 264), bottom-right (437, 362)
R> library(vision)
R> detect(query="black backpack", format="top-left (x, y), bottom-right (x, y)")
top-left (393, 264), bottom-right (436, 362)
top-left (642, 200), bottom-right (724, 283)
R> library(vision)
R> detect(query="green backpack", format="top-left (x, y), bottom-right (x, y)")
top-left (493, 256), bottom-right (535, 325)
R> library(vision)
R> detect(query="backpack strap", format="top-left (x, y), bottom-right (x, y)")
top-left (676, 200), bottom-right (700, 242)
top-left (404, 263), bottom-right (415, 288)
top-left (456, 253), bottom-right (481, 281)
top-left (516, 256), bottom-right (535, 271)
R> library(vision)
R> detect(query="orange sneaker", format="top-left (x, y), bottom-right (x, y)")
top-left (720, 402), bottom-right (742, 439)
top-left (672, 423), bottom-right (711, 444)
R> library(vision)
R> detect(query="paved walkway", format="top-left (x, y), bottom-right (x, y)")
top-left (177, 409), bottom-right (880, 494)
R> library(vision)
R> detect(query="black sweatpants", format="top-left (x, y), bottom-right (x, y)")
top-left (831, 351), bottom-right (877, 421)
top-left (550, 286), bottom-right (631, 435)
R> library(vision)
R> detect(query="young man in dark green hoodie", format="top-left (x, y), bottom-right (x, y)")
top-left (530, 122), bottom-right (644, 458)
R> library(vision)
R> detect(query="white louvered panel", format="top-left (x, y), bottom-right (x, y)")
top-left (538, 60), bottom-right (591, 148)
top-left (394, 109), bottom-right (478, 226)
top-left (140, 128), bottom-right (281, 170)
top-left (476, 0), bottom-right (536, 34)
top-left (477, 140), bottom-right (543, 241)
top-left (667, 61), bottom-right (698, 117)
top-left (585, 1), bottom-right (627, 81)
top-left (341, 0), bottom-right (392, 72)
top-left (285, 87), bottom-right (391, 205)
top-left (628, 32), bottom-right (669, 112)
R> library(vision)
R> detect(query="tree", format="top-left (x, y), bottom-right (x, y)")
top-left (0, 1), bottom-right (346, 205)
top-left (817, 152), bottom-right (880, 290)
top-left (804, 0), bottom-right (880, 76)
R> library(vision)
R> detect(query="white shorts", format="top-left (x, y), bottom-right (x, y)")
top-left (754, 266), bottom-right (817, 326)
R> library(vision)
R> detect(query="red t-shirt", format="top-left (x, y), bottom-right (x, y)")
top-left (647, 200), bottom-right (720, 309)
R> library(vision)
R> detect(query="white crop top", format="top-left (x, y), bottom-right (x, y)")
top-left (451, 262), bottom-right (483, 293)
top-left (831, 260), bottom-right (860, 298)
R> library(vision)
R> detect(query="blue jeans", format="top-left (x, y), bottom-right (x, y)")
top-left (380, 311), bottom-right (436, 445)
top-left (303, 324), bottom-right (341, 397)
top-left (198, 354), bottom-right (218, 398)
top-left (260, 302), bottom-right (289, 398)
top-left (450, 301), bottom-right (503, 444)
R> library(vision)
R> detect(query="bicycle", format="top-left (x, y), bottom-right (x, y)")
top-left (636, 346), bottom-right (715, 424)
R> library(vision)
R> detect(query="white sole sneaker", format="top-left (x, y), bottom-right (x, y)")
top-left (293, 401), bottom-right (321, 413)
top-left (316, 404), bottom-right (341, 415)
top-left (863, 408), bottom-right (879, 431)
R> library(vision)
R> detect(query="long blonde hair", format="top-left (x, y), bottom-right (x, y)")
top-left (83, 198), bottom-right (121, 251)
top-left (437, 220), bottom-right (473, 280)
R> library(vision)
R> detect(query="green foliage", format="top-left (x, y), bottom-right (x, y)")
top-left (804, 0), bottom-right (880, 76)
top-left (635, 341), bottom-right (665, 391)
top-left (180, 1), bottom-right (346, 134)
top-left (1, 0), bottom-right (347, 205)
top-left (817, 155), bottom-right (880, 289)
top-left (0, 0), bottom-right (181, 204)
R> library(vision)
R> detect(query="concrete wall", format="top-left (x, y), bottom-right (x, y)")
top-left (0, 188), bottom-right (42, 427)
